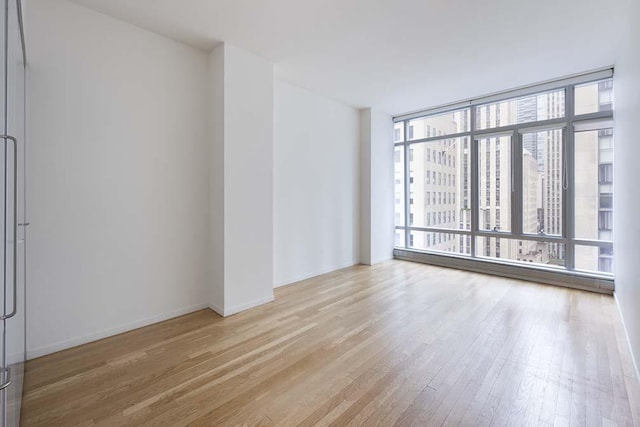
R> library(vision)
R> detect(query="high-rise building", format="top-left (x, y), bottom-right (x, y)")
top-left (396, 82), bottom-right (613, 272)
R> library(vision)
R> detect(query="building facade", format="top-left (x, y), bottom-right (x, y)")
top-left (395, 80), bottom-right (613, 272)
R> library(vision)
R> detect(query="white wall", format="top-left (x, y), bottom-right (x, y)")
top-left (613, 0), bottom-right (640, 377)
top-left (359, 110), bottom-right (372, 264)
top-left (273, 80), bottom-right (359, 287)
top-left (26, 0), bottom-right (210, 358)
top-left (222, 44), bottom-right (274, 313)
top-left (208, 45), bottom-right (225, 313)
top-left (360, 108), bottom-right (394, 265)
top-left (370, 109), bottom-right (394, 263)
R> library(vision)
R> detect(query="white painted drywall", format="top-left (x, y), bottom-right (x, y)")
top-left (369, 109), bottom-right (394, 264)
top-left (208, 44), bottom-right (225, 314)
top-left (273, 80), bottom-right (360, 287)
top-left (222, 44), bottom-right (274, 313)
top-left (359, 110), bottom-right (372, 265)
top-left (359, 108), bottom-right (394, 265)
top-left (613, 0), bottom-right (640, 377)
top-left (206, 43), bottom-right (274, 315)
top-left (26, 0), bottom-right (210, 358)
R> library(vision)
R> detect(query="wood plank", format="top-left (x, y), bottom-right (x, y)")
top-left (21, 261), bottom-right (640, 426)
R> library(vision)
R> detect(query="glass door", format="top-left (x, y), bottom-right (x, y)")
top-left (1, 0), bottom-right (26, 425)
top-left (0, 0), bottom-right (6, 411)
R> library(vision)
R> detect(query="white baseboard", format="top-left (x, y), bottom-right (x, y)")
top-left (26, 302), bottom-right (210, 360)
top-left (360, 254), bottom-right (393, 266)
top-left (273, 260), bottom-right (357, 288)
top-left (614, 292), bottom-right (640, 381)
top-left (209, 302), bottom-right (225, 317)
top-left (370, 256), bottom-right (393, 265)
top-left (222, 294), bottom-right (274, 317)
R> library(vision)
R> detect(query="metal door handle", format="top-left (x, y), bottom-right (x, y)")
top-left (0, 367), bottom-right (10, 390)
top-left (1, 135), bottom-right (18, 320)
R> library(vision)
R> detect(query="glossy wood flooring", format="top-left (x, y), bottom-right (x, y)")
top-left (22, 261), bottom-right (640, 426)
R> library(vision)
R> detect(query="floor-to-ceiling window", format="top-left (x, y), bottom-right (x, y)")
top-left (394, 69), bottom-right (614, 277)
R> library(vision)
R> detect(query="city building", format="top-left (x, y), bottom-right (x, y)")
top-left (395, 83), bottom-right (613, 272)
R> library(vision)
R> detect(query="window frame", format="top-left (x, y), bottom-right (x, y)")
top-left (394, 69), bottom-right (614, 278)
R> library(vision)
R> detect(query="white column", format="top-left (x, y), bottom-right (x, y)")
top-left (208, 43), bottom-right (274, 316)
top-left (360, 108), bottom-right (395, 265)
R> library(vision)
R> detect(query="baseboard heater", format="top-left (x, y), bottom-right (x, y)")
top-left (394, 249), bottom-right (614, 295)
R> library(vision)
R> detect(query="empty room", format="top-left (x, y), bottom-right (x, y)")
top-left (1, 0), bottom-right (639, 425)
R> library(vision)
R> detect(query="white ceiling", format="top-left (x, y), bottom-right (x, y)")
top-left (71, 0), bottom-right (625, 115)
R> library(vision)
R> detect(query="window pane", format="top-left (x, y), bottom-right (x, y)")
top-left (478, 135), bottom-right (511, 232)
top-left (522, 129), bottom-right (563, 235)
top-left (476, 237), bottom-right (565, 268)
top-left (409, 230), bottom-right (470, 255)
top-left (575, 245), bottom-right (613, 274)
top-left (394, 147), bottom-right (405, 227)
top-left (394, 121), bottom-right (404, 143)
top-left (394, 229), bottom-right (405, 247)
top-left (574, 128), bottom-right (613, 241)
top-left (408, 137), bottom-right (470, 230)
top-left (575, 79), bottom-right (613, 115)
top-left (407, 109), bottom-right (470, 141)
top-left (475, 89), bottom-right (565, 130)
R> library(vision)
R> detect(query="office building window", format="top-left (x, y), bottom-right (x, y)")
top-left (394, 72), bottom-right (614, 276)
top-left (404, 136), bottom-right (470, 232)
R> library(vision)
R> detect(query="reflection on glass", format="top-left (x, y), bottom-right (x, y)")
top-left (475, 90), bottom-right (565, 130)
top-left (574, 128), bottom-right (613, 241)
top-left (522, 129), bottom-right (563, 236)
top-left (575, 79), bottom-right (613, 115)
top-left (477, 135), bottom-right (511, 232)
top-left (407, 109), bottom-right (470, 140)
top-left (476, 237), bottom-right (565, 267)
top-left (575, 245), bottom-right (613, 274)
top-left (410, 231), bottom-right (470, 255)
top-left (407, 137), bottom-right (470, 231)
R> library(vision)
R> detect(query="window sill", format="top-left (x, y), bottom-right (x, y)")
top-left (393, 247), bottom-right (614, 294)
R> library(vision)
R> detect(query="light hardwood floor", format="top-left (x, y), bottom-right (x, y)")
top-left (22, 261), bottom-right (640, 426)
